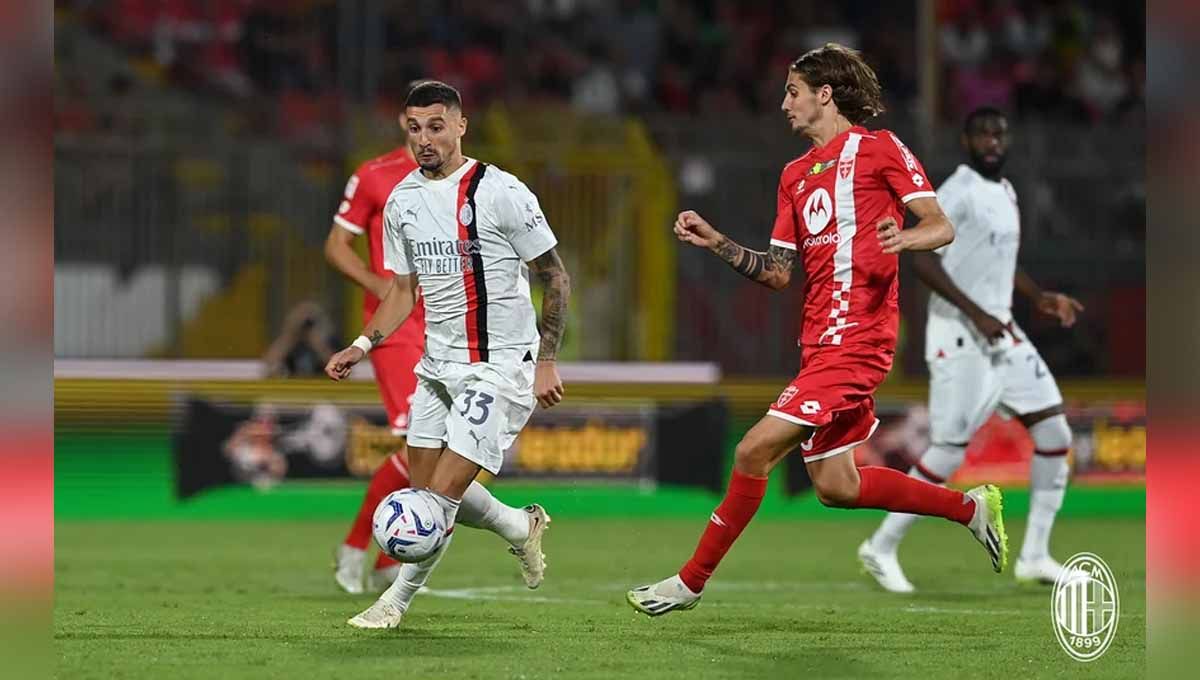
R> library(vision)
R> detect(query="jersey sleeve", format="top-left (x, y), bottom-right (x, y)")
top-left (493, 177), bottom-right (558, 261)
top-left (878, 132), bottom-right (936, 204)
top-left (381, 199), bottom-right (415, 274)
top-left (332, 168), bottom-right (375, 235)
top-left (769, 173), bottom-right (799, 250)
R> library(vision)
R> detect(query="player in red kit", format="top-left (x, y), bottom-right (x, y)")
top-left (327, 146), bottom-right (426, 593)
top-left (328, 137), bottom-right (543, 595)
top-left (627, 44), bottom-right (1009, 616)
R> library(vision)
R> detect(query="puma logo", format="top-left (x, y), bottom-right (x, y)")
top-left (467, 430), bottom-right (486, 449)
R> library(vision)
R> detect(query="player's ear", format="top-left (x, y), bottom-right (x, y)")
top-left (458, 113), bottom-right (468, 138)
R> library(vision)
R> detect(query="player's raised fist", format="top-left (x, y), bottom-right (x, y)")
top-left (673, 210), bottom-right (720, 249)
top-left (876, 216), bottom-right (907, 254)
top-left (534, 360), bottom-right (565, 409)
top-left (325, 346), bottom-right (365, 381)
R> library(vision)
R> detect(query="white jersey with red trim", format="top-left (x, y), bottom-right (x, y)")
top-left (924, 164), bottom-right (1023, 360)
top-left (929, 164), bottom-right (1021, 323)
top-left (382, 158), bottom-right (557, 364)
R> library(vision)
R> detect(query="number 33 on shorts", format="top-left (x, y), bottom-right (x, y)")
top-left (458, 389), bottom-right (494, 425)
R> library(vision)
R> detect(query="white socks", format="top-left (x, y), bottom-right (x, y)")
top-left (456, 481), bottom-right (530, 546)
top-left (1020, 415), bottom-right (1071, 561)
top-left (870, 444), bottom-right (966, 554)
top-left (379, 491), bottom-right (461, 613)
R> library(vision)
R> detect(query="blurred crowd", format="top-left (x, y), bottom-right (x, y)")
top-left (56, 0), bottom-right (1143, 140)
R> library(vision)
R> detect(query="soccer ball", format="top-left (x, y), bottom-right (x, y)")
top-left (372, 489), bottom-right (447, 563)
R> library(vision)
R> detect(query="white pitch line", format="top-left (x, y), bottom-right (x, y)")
top-left (420, 581), bottom-right (1145, 620)
top-left (420, 585), bottom-right (607, 605)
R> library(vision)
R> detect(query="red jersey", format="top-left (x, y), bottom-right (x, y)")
top-left (770, 126), bottom-right (935, 350)
top-left (333, 147), bottom-right (425, 347)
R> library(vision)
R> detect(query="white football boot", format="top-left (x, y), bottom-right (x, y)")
top-left (366, 564), bottom-right (401, 593)
top-left (347, 599), bottom-right (405, 629)
top-left (626, 574), bottom-right (701, 617)
top-left (1015, 555), bottom-right (1086, 584)
top-left (334, 545), bottom-right (366, 594)
top-left (858, 539), bottom-right (916, 594)
top-left (509, 504), bottom-right (551, 589)
top-left (965, 484), bottom-right (1010, 573)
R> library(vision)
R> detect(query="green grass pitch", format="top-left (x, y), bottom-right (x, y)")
top-left (55, 515), bottom-right (1144, 679)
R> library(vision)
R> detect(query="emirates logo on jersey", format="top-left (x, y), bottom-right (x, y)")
top-left (803, 187), bottom-right (833, 235)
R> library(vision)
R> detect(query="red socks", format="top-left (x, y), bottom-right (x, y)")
top-left (678, 470), bottom-right (768, 593)
top-left (675, 466), bottom-right (975, 594)
top-left (854, 465), bottom-right (975, 524)
top-left (343, 453), bottom-right (411, 552)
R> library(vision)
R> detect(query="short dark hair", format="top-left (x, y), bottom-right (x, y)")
top-left (405, 80), bottom-right (462, 110)
top-left (790, 43), bottom-right (885, 125)
top-left (963, 106), bottom-right (1007, 133)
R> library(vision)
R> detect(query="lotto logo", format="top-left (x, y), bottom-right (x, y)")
top-left (799, 400), bottom-right (821, 415)
top-left (911, 173), bottom-right (925, 187)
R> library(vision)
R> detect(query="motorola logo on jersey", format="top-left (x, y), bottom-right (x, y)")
top-left (803, 232), bottom-right (842, 248)
top-left (803, 187), bottom-right (833, 235)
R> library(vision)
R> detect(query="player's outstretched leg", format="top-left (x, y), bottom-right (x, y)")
top-left (336, 452), bottom-right (410, 594)
top-left (628, 416), bottom-right (795, 616)
top-left (809, 455), bottom-right (1009, 574)
top-left (347, 447), bottom-right (479, 630)
top-left (347, 491), bottom-right (459, 629)
top-left (859, 443), bottom-right (966, 593)
top-left (457, 481), bottom-right (551, 589)
top-left (1015, 413), bottom-right (1073, 583)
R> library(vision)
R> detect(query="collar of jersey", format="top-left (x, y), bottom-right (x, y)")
top-left (959, 163), bottom-right (1006, 186)
top-left (413, 157), bottom-right (477, 185)
top-left (812, 125), bottom-right (868, 152)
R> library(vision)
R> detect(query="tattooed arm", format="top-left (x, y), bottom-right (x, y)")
top-left (527, 247), bottom-right (571, 408)
top-left (713, 237), bottom-right (797, 291)
top-left (673, 209), bottom-right (796, 290)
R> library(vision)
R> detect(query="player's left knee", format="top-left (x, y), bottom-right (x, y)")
top-left (1028, 413), bottom-right (1072, 456)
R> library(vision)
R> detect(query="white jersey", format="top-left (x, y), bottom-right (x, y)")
top-left (930, 164), bottom-right (1021, 322)
top-left (383, 158), bottom-right (557, 364)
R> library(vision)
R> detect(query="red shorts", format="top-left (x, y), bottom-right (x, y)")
top-left (369, 342), bottom-right (423, 435)
top-left (767, 344), bottom-right (894, 462)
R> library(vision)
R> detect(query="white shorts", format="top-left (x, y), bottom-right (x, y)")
top-left (405, 353), bottom-right (536, 475)
top-left (926, 317), bottom-right (1064, 445)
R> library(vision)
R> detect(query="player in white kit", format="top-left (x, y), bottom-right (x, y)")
top-left (857, 108), bottom-right (1085, 591)
top-left (325, 81), bottom-right (572, 628)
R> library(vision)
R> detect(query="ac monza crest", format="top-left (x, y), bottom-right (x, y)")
top-left (459, 203), bottom-right (474, 226)
top-left (839, 157), bottom-right (854, 179)
top-left (775, 386), bottom-right (799, 407)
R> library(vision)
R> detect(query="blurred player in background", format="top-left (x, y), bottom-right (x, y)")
top-left (325, 128), bottom-right (425, 594)
top-left (325, 94), bottom-right (543, 596)
top-left (858, 107), bottom-right (1085, 592)
top-left (326, 80), bottom-right (571, 629)
top-left (628, 44), bottom-right (1009, 617)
